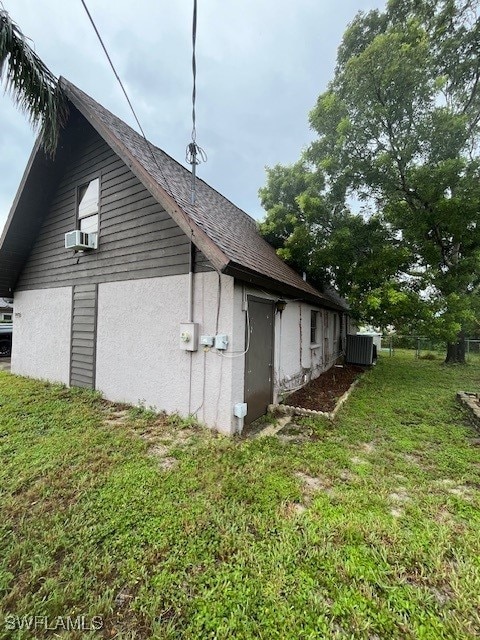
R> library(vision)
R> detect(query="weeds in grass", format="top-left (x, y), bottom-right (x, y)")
top-left (167, 413), bottom-right (200, 430)
top-left (420, 352), bottom-right (438, 360)
top-left (128, 401), bottom-right (158, 421)
top-left (250, 411), bottom-right (278, 428)
top-left (0, 354), bottom-right (479, 639)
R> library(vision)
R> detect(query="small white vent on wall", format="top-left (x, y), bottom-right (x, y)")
top-left (65, 230), bottom-right (98, 251)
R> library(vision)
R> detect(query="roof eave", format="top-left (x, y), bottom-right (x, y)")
top-left (223, 262), bottom-right (347, 311)
top-left (0, 134), bottom-right (68, 297)
top-left (0, 138), bottom-right (43, 250)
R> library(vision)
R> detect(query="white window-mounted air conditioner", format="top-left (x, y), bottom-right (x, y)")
top-left (64, 230), bottom-right (98, 251)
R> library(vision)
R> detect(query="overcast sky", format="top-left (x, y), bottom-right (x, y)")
top-left (0, 0), bottom-right (385, 231)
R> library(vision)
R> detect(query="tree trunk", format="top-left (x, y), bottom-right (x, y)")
top-left (445, 332), bottom-right (466, 364)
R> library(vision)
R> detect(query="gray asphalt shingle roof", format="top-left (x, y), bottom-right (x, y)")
top-left (0, 78), bottom-right (347, 310)
top-left (61, 79), bottom-right (347, 311)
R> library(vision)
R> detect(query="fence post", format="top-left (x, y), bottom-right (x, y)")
top-left (416, 337), bottom-right (420, 359)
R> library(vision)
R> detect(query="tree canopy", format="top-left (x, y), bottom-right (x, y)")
top-left (0, 7), bottom-right (67, 155)
top-left (259, 0), bottom-right (480, 360)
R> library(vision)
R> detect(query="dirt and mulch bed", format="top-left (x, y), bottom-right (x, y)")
top-left (283, 363), bottom-right (365, 413)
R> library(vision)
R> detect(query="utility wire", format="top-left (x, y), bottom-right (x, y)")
top-left (80, 0), bottom-right (144, 141)
top-left (79, 0), bottom-right (175, 201)
top-left (185, 0), bottom-right (207, 205)
top-left (79, 0), bottom-right (222, 278)
top-left (80, 0), bottom-right (224, 407)
top-left (191, 0), bottom-right (197, 145)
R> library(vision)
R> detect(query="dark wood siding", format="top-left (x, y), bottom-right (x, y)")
top-left (194, 247), bottom-right (214, 273)
top-left (70, 284), bottom-right (97, 389)
top-left (16, 117), bottom-right (192, 291)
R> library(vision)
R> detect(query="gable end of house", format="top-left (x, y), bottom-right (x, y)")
top-left (2, 107), bottom-right (214, 295)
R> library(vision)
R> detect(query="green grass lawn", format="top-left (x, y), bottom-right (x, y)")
top-left (0, 353), bottom-right (479, 639)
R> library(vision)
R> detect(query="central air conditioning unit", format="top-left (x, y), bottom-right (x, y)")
top-left (346, 334), bottom-right (377, 366)
top-left (65, 230), bottom-right (97, 251)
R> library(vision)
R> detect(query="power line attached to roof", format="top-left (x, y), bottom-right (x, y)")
top-left (185, 0), bottom-right (207, 206)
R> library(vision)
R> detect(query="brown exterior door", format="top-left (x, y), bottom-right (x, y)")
top-left (244, 297), bottom-right (274, 424)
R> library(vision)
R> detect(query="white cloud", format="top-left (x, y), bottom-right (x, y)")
top-left (0, 0), bottom-right (386, 231)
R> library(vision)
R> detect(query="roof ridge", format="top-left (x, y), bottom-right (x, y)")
top-left (60, 78), bottom-right (257, 225)
top-left (58, 78), bottom-right (347, 311)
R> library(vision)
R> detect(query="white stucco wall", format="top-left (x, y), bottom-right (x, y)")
top-left (11, 276), bottom-right (344, 435)
top-left (231, 284), bottom-right (343, 404)
top-left (95, 272), bottom-right (240, 435)
top-left (11, 287), bottom-right (72, 385)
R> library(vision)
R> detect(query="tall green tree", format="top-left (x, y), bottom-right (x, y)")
top-left (0, 7), bottom-right (67, 154)
top-left (260, 0), bottom-right (480, 362)
top-left (259, 163), bottom-right (414, 330)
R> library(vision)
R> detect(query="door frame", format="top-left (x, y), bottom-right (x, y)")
top-left (244, 295), bottom-right (275, 423)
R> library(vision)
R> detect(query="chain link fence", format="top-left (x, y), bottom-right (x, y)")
top-left (381, 336), bottom-right (480, 362)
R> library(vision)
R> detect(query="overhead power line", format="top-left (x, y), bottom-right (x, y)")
top-left (79, 0), bottom-right (174, 200)
top-left (80, 0), bottom-right (145, 141)
top-left (185, 0), bottom-right (207, 205)
top-left (78, 0), bottom-right (214, 257)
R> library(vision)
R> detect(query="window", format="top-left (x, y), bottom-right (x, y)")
top-left (78, 178), bottom-right (99, 241)
top-left (310, 310), bottom-right (318, 344)
top-left (2, 314), bottom-right (12, 322)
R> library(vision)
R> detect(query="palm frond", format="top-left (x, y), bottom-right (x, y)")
top-left (0, 8), bottom-right (68, 156)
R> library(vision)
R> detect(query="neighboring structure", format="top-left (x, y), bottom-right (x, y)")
top-left (0, 78), bottom-right (349, 434)
top-left (0, 297), bottom-right (12, 322)
top-left (357, 328), bottom-right (382, 352)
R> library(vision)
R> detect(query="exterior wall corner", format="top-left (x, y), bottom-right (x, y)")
top-left (11, 287), bottom-right (72, 385)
